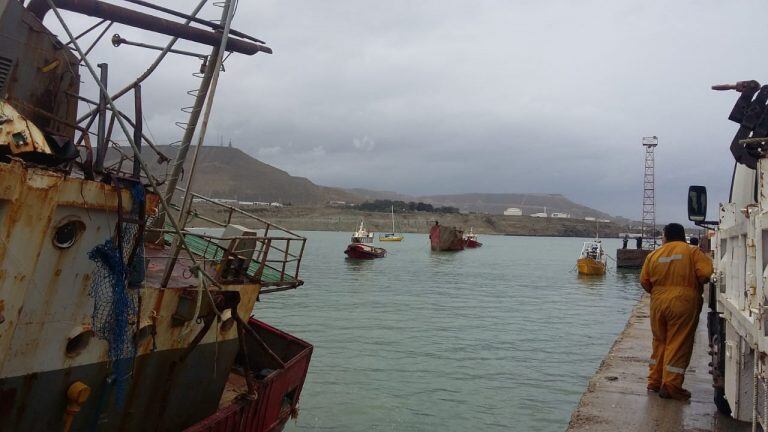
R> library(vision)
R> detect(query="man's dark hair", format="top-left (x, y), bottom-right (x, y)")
top-left (663, 223), bottom-right (686, 242)
top-left (689, 236), bottom-right (699, 246)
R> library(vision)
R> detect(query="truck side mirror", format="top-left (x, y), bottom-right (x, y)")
top-left (688, 185), bottom-right (707, 222)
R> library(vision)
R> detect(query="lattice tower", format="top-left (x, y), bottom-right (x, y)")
top-left (641, 137), bottom-right (658, 249)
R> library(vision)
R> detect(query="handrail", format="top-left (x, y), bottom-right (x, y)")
top-left (175, 186), bottom-right (304, 238)
top-left (294, 240), bottom-right (306, 280)
top-left (147, 228), bottom-right (303, 244)
top-left (159, 228), bottom-right (305, 289)
top-left (155, 188), bottom-right (307, 289)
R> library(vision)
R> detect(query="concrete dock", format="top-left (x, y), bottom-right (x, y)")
top-left (616, 248), bottom-right (651, 268)
top-left (567, 294), bottom-right (749, 432)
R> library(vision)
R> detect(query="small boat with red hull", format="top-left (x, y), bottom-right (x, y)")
top-left (186, 319), bottom-right (313, 432)
top-left (429, 222), bottom-right (465, 251)
top-left (463, 227), bottom-right (483, 248)
top-left (345, 243), bottom-right (387, 259)
top-left (345, 220), bottom-right (386, 259)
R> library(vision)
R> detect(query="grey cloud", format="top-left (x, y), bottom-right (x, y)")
top-left (49, 0), bottom-right (768, 222)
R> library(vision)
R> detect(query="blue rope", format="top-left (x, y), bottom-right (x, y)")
top-left (88, 238), bottom-right (133, 406)
top-left (87, 182), bottom-right (147, 415)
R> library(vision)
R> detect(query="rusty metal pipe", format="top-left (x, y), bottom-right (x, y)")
top-left (65, 18), bottom-right (106, 45)
top-left (234, 312), bottom-right (286, 369)
top-left (132, 84), bottom-right (142, 178)
top-left (712, 81), bottom-right (761, 92)
top-left (94, 62), bottom-right (108, 172)
top-left (115, 111), bottom-right (169, 163)
top-left (27, 0), bottom-right (272, 55)
top-left (75, 0), bottom-right (208, 124)
top-left (122, 0), bottom-right (266, 44)
top-left (234, 312), bottom-right (257, 395)
top-left (112, 34), bottom-right (206, 58)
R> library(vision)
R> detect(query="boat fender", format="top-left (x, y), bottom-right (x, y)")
top-left (63, 381), bottom-right (91, 432)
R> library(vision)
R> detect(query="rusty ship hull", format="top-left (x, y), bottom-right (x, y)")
top-left (0, 159), bottom-right (309, 432)
top-left (0, 1), bottom-right (312, 430)
top-left (429, 224), bottom-right (465, 251)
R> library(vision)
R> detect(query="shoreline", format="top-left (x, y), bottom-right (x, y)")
top-left (193, 205), bottom-right (626, 238)
top-left (566, 294), bottom-right (747, 431)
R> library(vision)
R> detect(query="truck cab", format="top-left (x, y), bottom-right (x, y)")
top-left (688, 81), bottom-right (768, 429)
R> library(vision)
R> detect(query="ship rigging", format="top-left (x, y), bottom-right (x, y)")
top-left (0, 1), bottom-right (312, 430)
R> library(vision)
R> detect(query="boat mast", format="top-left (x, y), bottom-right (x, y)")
top-left (160, 0), bottom-right (237, 286)
top-left (391, 205), bottom-right (395, 233)
top-left (595, 220), bottom-right (599, 240)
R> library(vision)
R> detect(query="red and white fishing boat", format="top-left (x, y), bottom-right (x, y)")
top-left (463, 227), bottom-right (483, 248)
top-left (344, 220), bottom-right (386, 259)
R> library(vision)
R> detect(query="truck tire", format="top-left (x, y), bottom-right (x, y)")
top-left (707, 296), bottom-right (731, 416)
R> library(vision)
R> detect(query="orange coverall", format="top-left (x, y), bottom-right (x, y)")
top-left (640, 241), bottom-right (713, 400)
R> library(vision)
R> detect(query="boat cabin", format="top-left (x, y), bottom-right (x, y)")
top-left (351, 220), bottom-right (374, 244)
top-left (580, 240), bottom-right (605, 260)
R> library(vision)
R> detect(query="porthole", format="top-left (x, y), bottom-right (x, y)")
top-left (66, 326), bottom-right (94, 358)
top-left (53, 220), bottom-right (85, 249)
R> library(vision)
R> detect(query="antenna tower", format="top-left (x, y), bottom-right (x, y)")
top-left (641, 136), bottom-right (658, 249)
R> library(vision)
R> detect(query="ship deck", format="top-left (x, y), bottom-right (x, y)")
top-left (144, 232), bottom-right (300, 288)
top-left (219, 372), bottom-right (249, 408)
top-left (567, 293), bottom-right (749, 432)
top-left (144, 244), bottom-right (201, 289)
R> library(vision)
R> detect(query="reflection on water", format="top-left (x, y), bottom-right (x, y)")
top-left (427, 250), bottom-right (461, 267)
top-left (344, 257), bottom-right (376, 271)
top-left (616, 267), bottom-right (642, 282)
top-left (257, 232), bottom-right (643, 432)
top-left (575, 273), bottom-right (607, 289)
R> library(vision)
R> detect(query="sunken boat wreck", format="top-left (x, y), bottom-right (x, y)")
top-left (0, 1), bottom-right (312, 431)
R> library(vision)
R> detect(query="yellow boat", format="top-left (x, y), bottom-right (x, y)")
top-left (577, 240), bottom-right (607, 275)
top-left (378, 205), bottom-right (404, 242)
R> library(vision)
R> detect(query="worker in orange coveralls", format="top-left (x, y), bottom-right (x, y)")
top-left (640, 223), bottom-right (713, 401)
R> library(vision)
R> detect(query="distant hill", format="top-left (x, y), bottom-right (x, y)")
top-left (109, 145), bottom-right (361, 205)
top-left (343, 188), bottom-right (620, 221)
top-left (344, 188), bottom-right (415, 202)
top-left (111, 145), bottom-right (624, 221)
top-left (418, 193), bottom-right (614, 219)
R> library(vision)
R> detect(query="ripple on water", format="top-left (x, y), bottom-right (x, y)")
top-left (257, 232), bottom-right (641, 432)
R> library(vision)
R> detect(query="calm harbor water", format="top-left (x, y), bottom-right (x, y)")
top-left (256, 231), bottom-right (642, 432)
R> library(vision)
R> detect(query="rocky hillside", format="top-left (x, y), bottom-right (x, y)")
top-left (111, 145), bottom-right (361, 205)
top-left (346, 189), bottom-right (619, 220)
top-left (204, 205), bottom-right (626, 238)
top-left (112, 146), bottom-right (622, 221)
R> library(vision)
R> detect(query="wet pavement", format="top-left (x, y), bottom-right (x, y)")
top-left (567, 294), bottom-right (750, 432)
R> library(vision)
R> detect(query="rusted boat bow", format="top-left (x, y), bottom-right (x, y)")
top-left (0, 1), bottom-right (311, 431)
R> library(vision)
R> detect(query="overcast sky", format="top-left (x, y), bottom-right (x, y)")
top-left (50, 0), bottom-right (768, 222)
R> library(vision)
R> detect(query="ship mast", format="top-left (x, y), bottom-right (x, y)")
top-left (38, 0), bottom-right (271, 288)
top-left (391, 205), bottom-right (395, 233)
top-left (160, 0), bottom-right (238, 286)
top-left (147, 5), bottom-right (228, 241)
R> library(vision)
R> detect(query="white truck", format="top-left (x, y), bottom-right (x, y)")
top-left (688, 80), bottom-right (768, 429)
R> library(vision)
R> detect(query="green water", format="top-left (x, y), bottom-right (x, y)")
top-left (256, 231), bottom-right (642, 431)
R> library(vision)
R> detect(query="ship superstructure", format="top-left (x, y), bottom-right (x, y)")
top-left (0, 1), bottom-right (311, 431)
